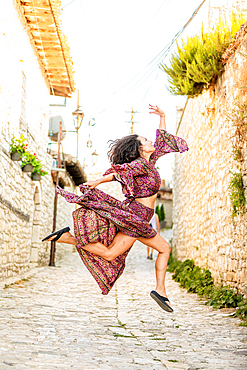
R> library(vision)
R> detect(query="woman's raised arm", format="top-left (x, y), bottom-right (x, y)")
top-left (84, 173), bottom-right (115, 189)
top-left (149, 104), bottom-right (166, 131)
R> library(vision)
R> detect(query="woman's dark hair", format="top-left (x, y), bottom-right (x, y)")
top-left (108, 134), bottom-right (142, 165)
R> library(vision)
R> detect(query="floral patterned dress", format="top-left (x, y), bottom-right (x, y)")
top-left (57, 130), bottom-right (188, 294)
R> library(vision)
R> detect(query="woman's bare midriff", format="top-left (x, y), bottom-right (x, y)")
top-left (135, 194), bottom-right (157, 210)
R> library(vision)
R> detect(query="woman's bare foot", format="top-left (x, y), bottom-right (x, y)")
top-left (155, 289), bottom-right (168, 299)
top-left (47, 231), bottom-right (77, 245)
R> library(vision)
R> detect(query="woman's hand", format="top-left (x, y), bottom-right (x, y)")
top-left (149, 104), bottom-right (165, 117)
top-left (84, 179), bottom-right (101, 189)
top-left (149, 104), bottom-right (166, 130)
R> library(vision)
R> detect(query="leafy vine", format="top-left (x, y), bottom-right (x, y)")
top-left (226, 97), bottom-right (247, 219)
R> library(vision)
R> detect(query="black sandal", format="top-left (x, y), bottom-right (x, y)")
top-left (150, 290), bottom-right (173, 312)
top-left (42, 227), bottom-right (70, 242)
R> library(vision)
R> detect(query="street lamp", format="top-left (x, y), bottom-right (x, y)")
top-left (72, 107), bottom-right (84, 159)
top-left (91, 150), bottom-right (99, 166)
top-left (87, 134), bottom-right (92, 148)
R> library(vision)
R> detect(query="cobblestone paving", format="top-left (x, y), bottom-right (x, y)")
top-left (0, 230), bottom-right (246, 370)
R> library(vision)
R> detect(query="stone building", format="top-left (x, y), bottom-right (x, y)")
top-left (173, 19), bottom-right (247, 295)
top-left (0, 0), bottom-right (85, 279)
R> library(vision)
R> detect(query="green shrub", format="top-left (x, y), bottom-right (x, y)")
top-left (155, 204), bottom-right (166, 222)
top-left (159, 204), bottom-right (166, 222)
top-left (155, 205), bottom-right (160, 220)
top-left (160, 11), bottom-right (245, 97)
top-left (206, 285), bottom-right (243, 309)
top-left (167, 257), bottom-right (181, 273)
top-left (235, 301), bottom-right (247, 322)
top-left (172, 259), bottom-right (214, 295)
top-left (168, 256), bottom-right (246, 321)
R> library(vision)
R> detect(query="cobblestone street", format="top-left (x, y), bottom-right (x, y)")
top-left (0, 231), bottom-right (246, 370)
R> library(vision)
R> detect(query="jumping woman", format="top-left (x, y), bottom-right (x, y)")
top-left (42, 105), bottom-right (188, 312)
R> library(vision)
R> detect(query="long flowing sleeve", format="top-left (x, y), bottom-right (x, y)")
top-left (103, 158), bottom-right (149, 198)
top-left (150, 129), bottom-right (188, 164)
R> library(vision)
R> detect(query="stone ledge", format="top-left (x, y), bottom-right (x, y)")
top-left (0, 194), bottom-right (30, 222)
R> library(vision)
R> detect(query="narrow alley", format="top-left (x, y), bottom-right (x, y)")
top-left (0, 231), bottom-right (246, 370)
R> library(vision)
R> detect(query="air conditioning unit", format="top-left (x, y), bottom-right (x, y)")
top-left (48, 115), bottom-right (66, 142)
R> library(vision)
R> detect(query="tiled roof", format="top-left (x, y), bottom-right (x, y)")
top-left (16, 0), bottom-right (75, 97)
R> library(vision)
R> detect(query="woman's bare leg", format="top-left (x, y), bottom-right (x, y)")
top-left (147, 246), bottom-right (153, 259)
top-left (49, 231), bottom-right (170, 299)
top-left (147, 246), bottom-right (150, 258)
top-left (82, 232), bottom-right (137, 259)
top-left (138, 234), bottom-right (171, 298)
top-left (83, 233), bottom-right (170, 299)
top-left (46, 231), bottom-right (136, 256)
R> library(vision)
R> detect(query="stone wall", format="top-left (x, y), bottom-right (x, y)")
top-left (0, 1), bottom-right (76, 278)
top-left (173, 29), bottom-right (247, 296)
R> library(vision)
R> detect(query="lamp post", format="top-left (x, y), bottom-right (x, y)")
top-left (72, 108), bottom-right (84, 160)
top-left (72, 91), bottom-right (84, 160)
top-left (86, 117), bottom-right (96, 149)
top-left (91, 150), bottom-right (99, 166)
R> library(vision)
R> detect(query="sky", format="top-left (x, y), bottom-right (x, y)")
top-left (51, 0), bottom-right (209, 182)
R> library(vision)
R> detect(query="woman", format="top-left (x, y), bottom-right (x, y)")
top-left (147, 212), bottom-right (160, 260)
top-left (43, 105), bottom-right (188, 312)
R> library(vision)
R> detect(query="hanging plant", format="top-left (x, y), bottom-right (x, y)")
top-left (10, 134), bottom-right (48, 178)
top-left (10, 134), bottom-right (28, 160)
top-left (21, 151), bottom-right (38, 172)
top-left (31, 167), bottom-right (48, 181)
top-left (21, 152), bottom-right (48, 178)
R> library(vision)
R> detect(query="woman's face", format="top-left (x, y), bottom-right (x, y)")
top-left (138, 136), bottom-right (155, 155)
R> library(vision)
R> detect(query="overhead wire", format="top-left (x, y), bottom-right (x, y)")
top-left (126, 27), bottom-right (185, 94)
top-left (97, 0), bottom-right (206, 113)
top-left (97, 1), bottom-right (174, 101)
top-left (142, 72), bottom-right (159, 101)
top-left (102, 0), bottom-right (206, 103)
top-left (144, 0), bottom-right (172, 31)
top-left (62, 0), bottom-right (76, 10)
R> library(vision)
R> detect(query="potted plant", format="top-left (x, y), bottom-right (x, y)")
top-left (10, 134), bottom-right (28, 161)
top-left (21, 151), bottom-right (38, 172)
top-left (30, 155), bottom-right (48, 180)
top-left (31, 168), bottom-right (48, 181)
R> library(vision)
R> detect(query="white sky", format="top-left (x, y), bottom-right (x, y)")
top-left (52, 0), bottom-right (209, 181)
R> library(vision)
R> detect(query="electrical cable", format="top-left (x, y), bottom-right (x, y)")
top-left (127, 28), bottom-right (185, 94)
top-left (142, 72), bottom-right (159, 101)
top-left (144, 0), bottom-right (172, 31)
top-left (102, 0), bottom-right (206, 103)
top-left (62, 0), bottom-right (76, 10)
top-left (97, 0), bottom-right (206, 113)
